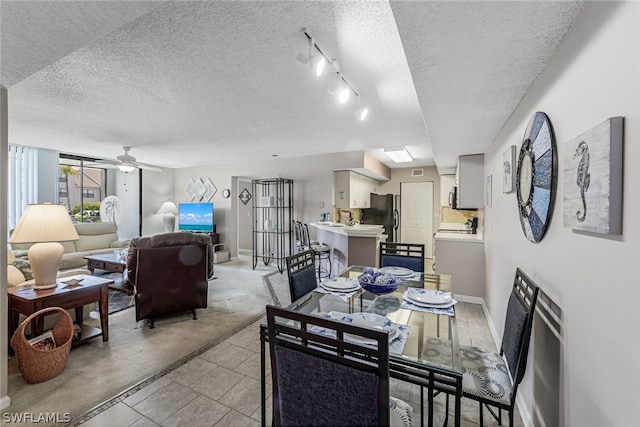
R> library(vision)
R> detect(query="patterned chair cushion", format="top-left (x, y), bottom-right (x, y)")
top-left (390, 396), bottom-right (413, 427)
top-left (460, 344), bottom-right (513, 407)
top-left (310, 243), bottom-right (330, 253)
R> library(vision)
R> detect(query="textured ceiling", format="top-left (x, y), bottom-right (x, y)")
top-left (1, 1), bottom-right (585, 172)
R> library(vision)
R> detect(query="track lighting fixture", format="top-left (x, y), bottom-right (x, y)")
top-left (355, 97), bottom-right (369, 121)
top-left (298, 27), bottom-right (369, 119)
top-left (329, 73), bottom-right (350, 104)
top-left (296, 37), bottom-right (326, 77)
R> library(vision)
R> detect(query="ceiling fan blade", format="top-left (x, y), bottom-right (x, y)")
top-left (93, 159), bottom-right (119, 165)
top-left (134, 162), bottom-right (163, 172)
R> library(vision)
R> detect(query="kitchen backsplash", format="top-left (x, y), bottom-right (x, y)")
top-left (332, 207), bottom-right (361, 223)
top-left (441, 206), bottom-right (478, 224)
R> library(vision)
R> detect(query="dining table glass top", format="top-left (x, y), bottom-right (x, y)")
top-left (287, 265), bottom-right (462, 375)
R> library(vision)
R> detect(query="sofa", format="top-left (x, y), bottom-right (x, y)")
top-left (10, 222), bottom-right (130, 271)
top-left (126, 232), bottom-right (213, 328)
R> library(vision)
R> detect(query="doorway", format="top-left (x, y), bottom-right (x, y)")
top-left (400, 181), bottom-right (434, 258)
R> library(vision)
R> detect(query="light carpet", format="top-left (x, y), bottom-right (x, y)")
top-left (4, 257), bottom-right (276, 426)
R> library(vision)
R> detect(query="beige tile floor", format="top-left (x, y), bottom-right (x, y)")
top-left (72, 300), bottom-right (522, 427)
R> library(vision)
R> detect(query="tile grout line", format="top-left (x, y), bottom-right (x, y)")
top-left (62, 311), bottom-right (267, 427)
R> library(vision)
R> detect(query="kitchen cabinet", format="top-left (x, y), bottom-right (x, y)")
top-left (434, 235), bottom-right (485, 297)
top-left (455, 154), bottom-right (484, 209)
top-left (334, 171), bottom-right (378, 209)
top-left (440, 175), bottom-right (456, 206)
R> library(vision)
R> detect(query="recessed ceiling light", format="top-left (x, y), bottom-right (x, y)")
top-left (384, 147), bottom-right (413, 163)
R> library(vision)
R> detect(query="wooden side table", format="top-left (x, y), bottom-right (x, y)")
top-left (8, 275), bottom-right (113, 348)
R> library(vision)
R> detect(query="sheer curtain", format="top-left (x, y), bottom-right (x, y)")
top-left (7, 145), bottom-right (39, 230)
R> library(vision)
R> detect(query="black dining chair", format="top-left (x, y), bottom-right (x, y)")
top-left (379, 242), bottom-right (425, 272)
top-left (459, 268), bottom-right (539, 427)
top-left (302, 222), bottom-right (332, 280)
top-left (265, 305), bottom-right (413, 426)
top-left (285, 250), bottom-right (318, 303)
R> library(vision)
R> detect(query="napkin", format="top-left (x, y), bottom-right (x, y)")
top-left (313, 311), bottom-right (411, 355)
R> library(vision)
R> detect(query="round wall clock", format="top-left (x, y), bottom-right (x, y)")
top-left (222, 189), bottom-right (231, 198)
top-left (515, 111), bottom-right (557, 242)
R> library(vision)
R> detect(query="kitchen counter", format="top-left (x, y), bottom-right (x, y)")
top-left (434, 231), bottom-right (484, 242)
top-left (310, 222), bottom-right (385, 237)
top-left (309, 222), bottom-right (386, 275)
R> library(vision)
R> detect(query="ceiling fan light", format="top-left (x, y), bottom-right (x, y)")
top-left (118, 164), bottom-right (135, 173)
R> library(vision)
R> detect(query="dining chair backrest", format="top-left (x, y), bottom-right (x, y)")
top-left (285, 250), bottom-right (317, 302)
top-left (292, 220), bottom-right (306, 253)
top-left (379, 242), bottom-right (425, 272)
top-left (266, 305), bottom-right (391, 426)
top-left (501, 268), bottom-right (539, 391)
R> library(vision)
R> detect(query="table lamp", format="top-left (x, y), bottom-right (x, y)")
top-left (157, 201), bottom-right (178, 233)
top-left (8, 203), bottom-right (79, 290)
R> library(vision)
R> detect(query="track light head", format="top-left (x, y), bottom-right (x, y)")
top-left (329, 75), bottom-right (350, 104)
top-left (309, 54), bottom-right (326, 77)
top-left (297, 38), bottom-right (326, 77)
top-left (356, 106), bottom-right (369, 121)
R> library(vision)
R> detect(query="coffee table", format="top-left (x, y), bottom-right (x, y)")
top-left (8, 274), bottom-right (113, 348)
top-left (84, 253), bottom-right (131, 294)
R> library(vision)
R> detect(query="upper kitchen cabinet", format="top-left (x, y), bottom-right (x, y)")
top-left (456, 154), bottom-right (484, 209)
top-left (440, 175), bottom-right (456, 206)
top-left (334, 171), bottom-right (378, 209)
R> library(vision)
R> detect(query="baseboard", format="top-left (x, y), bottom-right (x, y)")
top-left (480, 298), bottom-right (533, 427)
top-left (0, 395), bottom-right (11, 411)
top-left (453, 294), bottom-right (484, 305)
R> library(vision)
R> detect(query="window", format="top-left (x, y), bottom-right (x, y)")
top-left (59, 157), bottom-right (106, 222)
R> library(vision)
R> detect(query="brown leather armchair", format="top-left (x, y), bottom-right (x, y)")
top-left (125, 232), bottom-right (213, 328)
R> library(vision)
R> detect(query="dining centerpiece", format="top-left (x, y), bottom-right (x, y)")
top-left (358, 267), bottom-right (400, 295)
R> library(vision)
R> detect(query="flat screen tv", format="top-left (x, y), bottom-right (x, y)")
top-left (178, 202), bottom-right (214, 233)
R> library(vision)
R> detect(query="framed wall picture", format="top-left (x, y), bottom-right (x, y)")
top-left (503, 145), bottom-right (516, 193)
top-left (239, 188), bottom-right (252, 205)
top-left (563, 116), bottom-right (624, 234)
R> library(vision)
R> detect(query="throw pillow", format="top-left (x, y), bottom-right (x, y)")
top-left (12, 258), bottom-right (33, 281)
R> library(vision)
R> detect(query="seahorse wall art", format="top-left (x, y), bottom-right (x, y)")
top-left (562, 117), bottom-right (624, 235)
top-left (573, 141), bottom-right (590, 222)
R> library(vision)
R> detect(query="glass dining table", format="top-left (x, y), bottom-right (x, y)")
top-left (260, 266), bottom-right (463, 427)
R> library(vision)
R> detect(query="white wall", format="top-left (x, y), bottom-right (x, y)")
top-left (141, 168), bottom-right (175, 236)
top-left (483, 2), bottom-right (639, 426)
top-left (173, 151), bottom-right (366, 257)
top-left (1, 87), bottom-right (11, 410)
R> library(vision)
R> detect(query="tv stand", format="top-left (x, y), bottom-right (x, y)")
top-left (192, 232), bottom-right (220, 251)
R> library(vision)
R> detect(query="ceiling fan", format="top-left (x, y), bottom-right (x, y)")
top-left (94, 146), bottom-right (163, 172)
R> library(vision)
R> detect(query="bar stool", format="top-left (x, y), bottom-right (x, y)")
top-left (302, 223), bottom-right (331, 280)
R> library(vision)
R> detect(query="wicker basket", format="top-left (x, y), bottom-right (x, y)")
top-left (10, 307), bottom-right (74, 384)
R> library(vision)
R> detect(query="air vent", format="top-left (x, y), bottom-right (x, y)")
top-left (411, 169), bottom-right (424, 177)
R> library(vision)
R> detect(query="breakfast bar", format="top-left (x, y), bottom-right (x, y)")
top-left (309, 222), bottom-right (386, 275)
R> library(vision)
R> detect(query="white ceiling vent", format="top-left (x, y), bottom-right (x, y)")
top-left (411, 168), bottom-right (424, 177)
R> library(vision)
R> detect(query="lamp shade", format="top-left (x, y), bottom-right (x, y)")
top-left (157, 201), bottom-right (178, 215)
top-left (8, 203), bottom-right (79, 290)
top-left (9, 203), bottom-right (79, 244)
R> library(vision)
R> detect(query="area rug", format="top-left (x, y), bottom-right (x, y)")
top-left (5, 256), bottom-right (276, 423)
top-left (108, 289), bottom-right (134, 314)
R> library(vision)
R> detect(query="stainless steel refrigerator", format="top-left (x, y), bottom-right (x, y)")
top-left (360, 193), bottom-right (400, 242)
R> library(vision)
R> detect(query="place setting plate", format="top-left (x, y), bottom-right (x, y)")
top-left (379, 266), bottom-right (414, 277)
top-left (345, 313), bottom-right (399, 345)
top-left (404, 288), bottom-right (456, 308)
top-left (320, 277), bottom-right (360, 292)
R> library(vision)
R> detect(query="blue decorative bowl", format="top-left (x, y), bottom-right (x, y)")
top-left (358, 271), bottom-right (400, 295)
